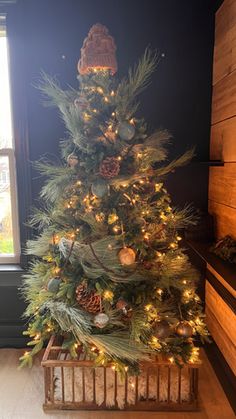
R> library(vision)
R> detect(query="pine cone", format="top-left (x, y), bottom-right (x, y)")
top-left (99, 157), bottom-right (120, 179)
top-left (75, 283), bottom-right (101, 313)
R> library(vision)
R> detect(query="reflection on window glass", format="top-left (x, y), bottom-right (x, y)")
top-left (0, 155), bottom-right (13, 255)
top-left (0, 34), bottom-right (13, 149)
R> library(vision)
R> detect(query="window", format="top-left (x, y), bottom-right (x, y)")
top-left (0, 13), bottom-right (20, 263)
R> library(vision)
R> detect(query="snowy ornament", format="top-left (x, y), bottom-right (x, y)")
top-left (91, 178), bottom-right (109, 198)
top-left (118, 247), bottom-right (136, 265)
top-left (67, 154), bottom-right (79, 167)
top-left (94, 313), bottom-right (109, 329)
top-left (47, 277), bottom-right (61, 294)
top-left (176, 321), bottom-right (193, 338)
top-left (118, 121), bottom-right (135, 141)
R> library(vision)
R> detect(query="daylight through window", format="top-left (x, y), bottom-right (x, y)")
top-left (0, 14), bottom-right (20, 263)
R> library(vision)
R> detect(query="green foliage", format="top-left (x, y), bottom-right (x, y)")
top-left (20, 49), bottom-right (209, 369)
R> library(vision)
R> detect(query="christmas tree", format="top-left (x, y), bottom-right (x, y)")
top-left (20, 24), bottom-right (208, 372)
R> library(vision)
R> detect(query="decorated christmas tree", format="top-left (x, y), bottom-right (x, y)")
top-left (20, 24), bottom-right (208, 372)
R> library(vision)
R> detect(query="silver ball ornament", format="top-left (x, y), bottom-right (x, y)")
top-left (118, 121), bottom-right (135, 141)
top-left (47, 277), bottom-right (61, 294)
top-left (91, 179), bottom-right (109, 198)
top-left (94, 313), bottom-right (109, 329)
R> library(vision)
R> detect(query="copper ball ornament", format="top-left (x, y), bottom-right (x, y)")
top-left (67, 154), bottom-right (79, 167)
top-left (116, 299), bottom-right (128, 311)
top-left (93, 313), bottom-right (109, 329)
top-left (175, 321), bottom-right (193, 338)
top-left (118, 121), bottom-right (135, 141)
top-left (78, 23), bottom-right (117, 75)
top-left (118, 247), bottom-right (136, 266)
top-left (153, 320), bottom-right (171, 339)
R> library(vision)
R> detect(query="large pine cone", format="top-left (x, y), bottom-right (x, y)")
top-left (75, 283), bottom-right (101, 313)
top-left (99, 157), bottom-right (120, 179)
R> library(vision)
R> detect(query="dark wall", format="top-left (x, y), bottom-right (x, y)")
top-left (8, 0), bottom-right (215, 214)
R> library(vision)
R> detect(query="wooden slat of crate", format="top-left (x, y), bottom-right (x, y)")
top-left (206, 305), bottom-right (236, 376)
top-left (206, 281), bottom-right (236, 345)
top-left (208, 200), bottom-right (236, 239)
top-left (210, 116), bottom-right (236, 162)
top-left (215, 0), bottom-right (236, 45)
top-left (211, 69), bottom-right (236, 125)
top-left (209, 164), bottom-right (236, 208)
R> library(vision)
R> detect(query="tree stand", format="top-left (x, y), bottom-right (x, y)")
top-left (42, 336), bottom-right (199, 411)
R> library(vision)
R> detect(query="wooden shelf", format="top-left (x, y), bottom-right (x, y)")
top-left (186, 240), bottom-right (236, 293)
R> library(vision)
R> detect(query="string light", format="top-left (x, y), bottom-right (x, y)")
top-left (124, 366), bottom-right (128, 372)
top-left (168, 357), bottom-right (174, 364)
top-left (110, 90), bottom-right (115, 96)
top-left (156, 288), bottom-right (163, 296)
top-left (145, 304), bottom-right (153, 312)
top-left (54, 267), bottom-right (61, 275)
top-left (103, 290), bottom-right (114, 301)
top-left (24, 351), bottom-right (29, 356)
top-left (176, 236), bottom-right (182, 241)
top-left (91, 346), bottom-right (96, 352)
top-left (111, 112), bottom-right (115, 117)
top-left (113, 225), bottom-right (120, 233)
top-left (104, 96), bottom-right (109, 103)
top-left (96, 87), bottom-right (104, 94)
top-left (169, 242), bottom-right (177, 249)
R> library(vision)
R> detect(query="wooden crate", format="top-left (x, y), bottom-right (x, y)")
top-left (42, 336), bottom-right (199, 411)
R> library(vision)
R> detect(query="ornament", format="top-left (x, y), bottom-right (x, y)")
top-left (76, 283), bottom-right (101, 313)
top-left (153, 320), bottom-right (171, 339)
top-left (47, 277), bottom-right (61, 294)
top-left (91, 178), bottom-right (109, 198)
top-left (116, 299), bottom-right (129, 314)
top-left (74, 95), bottom-right (88, 110)
top-left (118, 121), bottom-right (135, 141)
top-left (118, 247), bottom-right (136, 266)
top-left (94, 312), bottom-right (109, 328)
top-left (99, 157), bottom-right (120, 179)
top-left (67, 153), bottom-right (79, 167)
top-left (176, 321), bottom-right (193, 338)
top-left (78, 23), bottom-right (117, 75)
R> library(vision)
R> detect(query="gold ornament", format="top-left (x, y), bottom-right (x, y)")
top-left (118, 247), bottom-right (136, 265)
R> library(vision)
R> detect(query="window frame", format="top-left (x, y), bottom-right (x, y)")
top-left (0, 9), bottom-right (25, 270)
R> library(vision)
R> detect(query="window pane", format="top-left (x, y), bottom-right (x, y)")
top-left (0, 22), bottom-right (13, 149)
top-left (0, 155), bottom-right (14, 255)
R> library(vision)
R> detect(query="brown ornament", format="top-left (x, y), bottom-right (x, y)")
top-left (78, 23), bottom-right (117, 75)
top-left (76, 283), bottom-right (101, 313)
top-left (118, 247), bottom-right (136, 266)
top-left (153, 320), bottom-right (171, 339)
top-left (99, 157), bottom-right (120, 179)
top-left (67, 154), bottom-right (79, 167)
top-left (176, 321), bottom-right (193, 338)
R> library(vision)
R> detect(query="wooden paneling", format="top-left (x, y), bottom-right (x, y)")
top-left (209, 163), bottom-right (236, 208)
top-left (207, 263), bottom-right (236, 298)
top-left (213, 0), bottom-right (236, 85)
top-left (211, 70), bottom-right (236, 124)
top-left (206, 306), bottom-right (236, 376)
top-left (206, 281), bottom-right (236, 345)
top-left (208, 200), bottom-right (236, 239)
top-left (210, 116), bottom-right (236, 161)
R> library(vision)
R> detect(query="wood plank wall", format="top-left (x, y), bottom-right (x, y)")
top-left (209, 0), bottom-right (236, 239)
